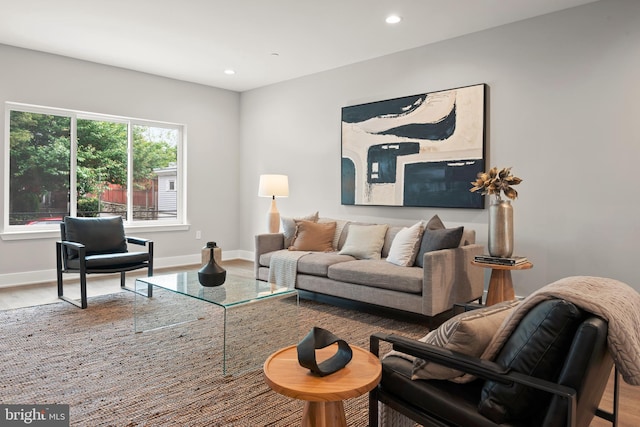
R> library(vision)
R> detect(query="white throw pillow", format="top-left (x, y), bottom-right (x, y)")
top-left (386, 222), bottom-right (424, 266)
top-left (338, 224), bottom-right (388, 260)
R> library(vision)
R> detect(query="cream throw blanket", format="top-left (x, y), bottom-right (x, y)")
top-left (268, 250), bottom-right (309, 289)
top-left (481, 276), bottom-right (640, 385)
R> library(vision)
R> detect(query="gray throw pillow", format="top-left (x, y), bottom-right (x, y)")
top-left (425, 214), bottom-right (446, 230)
top-left (414, 215), bottom-right (464, 268)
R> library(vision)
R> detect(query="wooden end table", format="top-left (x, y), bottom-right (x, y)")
top-left (471, 260), bottom-right (533, 306)
top-left (263, 344), bottom-right (381, 427)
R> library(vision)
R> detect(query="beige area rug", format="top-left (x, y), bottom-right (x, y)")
top-left (0, 291), bottom-right (427, 426)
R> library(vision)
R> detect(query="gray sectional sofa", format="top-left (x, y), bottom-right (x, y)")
top-left (255, 216), bottom-right (484, 318)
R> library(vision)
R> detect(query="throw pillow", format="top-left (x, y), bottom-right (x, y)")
top-left (281, 211), bottom-right (319, 248)
top-left (414, 215), bottom-right (464, 268)
top-left (425, 214), bottom-right (446, 230)
top-left (386, 222), bottom-right (424, 267)
top-left (411, 300), bottom-right (519, 381)
top-left (338, 224), bottom-right (388, 260)
top-left (478, 300), bottom-right (584, 424)
top-left (288, 220), bottom-right (336, 252)
top-left (318, 217), bottom-right (348, 250)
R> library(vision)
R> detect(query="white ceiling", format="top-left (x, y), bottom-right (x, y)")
top-left (0, 0), bottom-right (597, 92)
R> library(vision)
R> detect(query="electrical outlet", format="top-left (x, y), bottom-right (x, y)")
top-left (196, 230), bottom-right (202, 240)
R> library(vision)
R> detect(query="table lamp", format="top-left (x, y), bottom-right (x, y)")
top-left (258, 174), bottom-right (289, 233)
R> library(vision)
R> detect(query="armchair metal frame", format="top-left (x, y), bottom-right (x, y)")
top-left (56, 234), bottom-right (154, 309)
top-left (369, 332), bottom-right (619, 427)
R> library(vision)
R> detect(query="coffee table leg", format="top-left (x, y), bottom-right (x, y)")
top-left (302, 401), bottom-right (347, 427)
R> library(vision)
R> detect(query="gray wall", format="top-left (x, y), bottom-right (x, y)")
top-left (2, 0), bottom-right (638, 297)
top-left (240, 0), bottom-right (640, 296)
top-left (0, 44), bottom-right (241, 285)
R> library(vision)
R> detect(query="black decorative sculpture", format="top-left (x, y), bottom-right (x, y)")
top-left (198, 242), bottom-right (226, 287)
top-left (297, 327), bottom-right (353, 376)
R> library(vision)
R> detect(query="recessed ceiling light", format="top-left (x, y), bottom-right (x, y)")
top-left (385, 15), bottom-right (402, 24)
top-left (224, 69), bottom-right (235, 75)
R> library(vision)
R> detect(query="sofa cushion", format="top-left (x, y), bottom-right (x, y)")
top-left (338, 224), bottom-right (388, 260)
top-left (411, 300), bottom-right (519, 381)
top-left (415, 215), bottom-right (464, 267)
top-left (386, 222), bottom-right (424, 267)
top-left (281, 211), bottom-right (318, 248)
top-left (328, 260), bottom-right (423, 294)
top-left (296, 252), bottom-right (356, 277)
top-left (478, 299), bottom-right (584, 424)
top-left (289, 220), bottom-right (336, 251)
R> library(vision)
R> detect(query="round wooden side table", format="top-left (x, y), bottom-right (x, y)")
top-left (263, 344), bottom-right (381, 427)
top-left (471, 260), bottom-right (533, 305)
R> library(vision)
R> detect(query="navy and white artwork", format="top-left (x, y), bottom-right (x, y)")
top-left (341, 84), bottom-right (486, 208)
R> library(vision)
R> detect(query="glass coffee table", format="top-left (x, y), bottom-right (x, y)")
top-left (133, 272), bottom-right (298, 375)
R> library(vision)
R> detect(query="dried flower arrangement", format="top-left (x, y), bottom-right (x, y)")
top-left (470, 167), bottom-right (523, 201)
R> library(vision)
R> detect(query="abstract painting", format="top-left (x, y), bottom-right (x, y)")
top-left (341, 84), bottom-right (486, 208)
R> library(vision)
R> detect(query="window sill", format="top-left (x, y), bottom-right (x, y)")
top-left (1, 223), bottom-right (190, 241)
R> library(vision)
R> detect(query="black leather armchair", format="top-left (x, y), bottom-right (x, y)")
top-left (369, 299), bottom-right (619, 427)
top-left (56, 216), bottom-right (154, 308)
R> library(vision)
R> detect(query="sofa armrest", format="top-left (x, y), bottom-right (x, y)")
top-left (421, 243), bottom-right (484, 316)
top-left (254, 233), bottom-right (285, 278)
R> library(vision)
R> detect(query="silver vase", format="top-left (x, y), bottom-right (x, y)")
top-left (488, 198), bottom-right (513, 257)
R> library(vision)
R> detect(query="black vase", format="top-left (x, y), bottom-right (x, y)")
top-left (198, 242), bottom-right (226, 287)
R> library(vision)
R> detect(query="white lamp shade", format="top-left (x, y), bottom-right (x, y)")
top-left (258, 174), bottom-right (289, 198)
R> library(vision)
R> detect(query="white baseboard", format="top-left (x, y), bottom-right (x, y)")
top-left (0, 249), bottom-right (252, 289)
top-left (234, 249), bottom-right (254, 262)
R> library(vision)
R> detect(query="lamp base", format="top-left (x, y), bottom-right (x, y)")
top-left (267, 198), bottom-right (280, 233)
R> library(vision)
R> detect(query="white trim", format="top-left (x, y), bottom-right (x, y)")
top-left (127, 120), bottom-right (134, 221)
top-left (3, 101), bottom-right (187, 232)
top-left (3, 107), bottom-right (10, 232)
top-left (6, 102), bottom-right (182, 127)
top-left (0, 223), bottom-right (190, 241)
top-left (0, 250), bottom-right (248, 288)
top-left (70, 113), bottom-right (78, 217)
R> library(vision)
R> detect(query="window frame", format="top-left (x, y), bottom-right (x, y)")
top-left (2, 102), bottom-right (188, 240)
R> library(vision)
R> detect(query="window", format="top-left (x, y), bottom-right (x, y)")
top-left (4, 103), bottom-right (184, 232)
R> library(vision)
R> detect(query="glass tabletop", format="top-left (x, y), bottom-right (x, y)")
top-left (135, 271), bottom-right (295, 309)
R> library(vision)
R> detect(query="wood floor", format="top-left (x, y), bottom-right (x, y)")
top-left (0, 259), bottom-right (253, 311)
top-left (0, 259), bottom-right (637, 426)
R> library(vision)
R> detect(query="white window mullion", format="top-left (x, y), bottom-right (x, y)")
top-left (3, 108), bottom-right (11, 231)
top-left (127, 122), bottom-right (134, 223)
top-left (69, 115), bottom-right (78, 217)
top-left (175, 127), bottom-right (183, 224)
